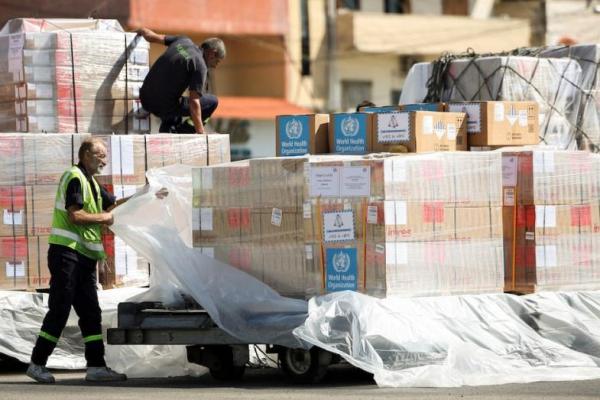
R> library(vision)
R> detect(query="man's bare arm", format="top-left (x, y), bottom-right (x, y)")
top-left (67, 206), bottom-right (113, 226)
top-left (189, 91), bottom-right (205, 134)
top-left (136, 27), bottom-right (166, 44)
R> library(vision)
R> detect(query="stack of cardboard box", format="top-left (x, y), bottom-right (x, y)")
top-left (304, 152), bottom-right (504, 297)
top-left (192, 156), bottom-right (310, 297)
top-left (0, 133), bottom-right (230, 290)
top-left (193, 152), bottom-right (505, 298)
top-left (0, 18), bottom-right (150, 133)
top-left (502, 150), bottom-right (600, 292)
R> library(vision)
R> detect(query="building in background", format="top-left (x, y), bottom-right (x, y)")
top-left (0, 0), bottom-right (538, 159)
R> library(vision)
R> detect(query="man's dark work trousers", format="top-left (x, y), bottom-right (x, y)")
top-left (30, 245), bottom-right (106, 367)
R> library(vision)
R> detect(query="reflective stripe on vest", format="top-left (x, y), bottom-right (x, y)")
top-left (50, 228), bottom-right (105, 252)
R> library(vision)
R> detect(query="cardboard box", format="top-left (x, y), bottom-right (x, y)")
top-left (328, 113), bottom-right (373, 154)
top-left (0, 134), bottom-right (24, 185)
top-left (372, 111), bottom-right (467, 153)
top-left (0, 186), bottom-right (26, 237)
top-left (0, 236), bottom-right (28, 289)
top-left (365, 239), bottom-right (504, 297)
top-left (448, 101), bottom-right (539, 146)
top-left (23, 134), bottom-right (73, 185)
top-left (26, 185), bottom-right (57, 236)
top-left (192, 206), bottom-right (252, 246)
top-left (101, 234), bottom-right (150, 288)
top-left (305, 243), bottom-right (366, 296)
top-left (249, 157), bottom-right (306, 211)
top-left (252, 209), bottom-right (303, 244)
top-left (28, 235), bottom-right (50, 288)
top-left (365, 201), bottom-right (502, 242)
top-left (400, 103), bottom-right (446, 112)
top-left (276, 114), bottom-right (329, 156)
top-left (361, 105), bottom-right (402, 113)
top-left (207, 134), bottom-right (231, 165)
top-left (303, 199), bottom-right (366, 244)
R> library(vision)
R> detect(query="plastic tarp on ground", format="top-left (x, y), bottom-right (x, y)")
top-left (3, 164), bottom-right (600, 386)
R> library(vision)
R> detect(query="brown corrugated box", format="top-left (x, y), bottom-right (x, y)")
top-left (249, 157), bottom-right (306, 212)
top-left (23, 134), bottom-right (73, 185)
top-left (0, 134), bottom-right (24, 186)
top-left (251, 209), bottom-right (303, 244)
top-left (328, 113), bottom-right (373, 155)
top-left (303, 199), bottom-right (366, 244)
top-left (447, 101), bottom-right (539, 147)
top-left (0, 186), bottom-right (26, 237)
top-left (276, 114), bottom-right (329, 157)
top-left (0, 236), bottom-right (28, 289)
top-left (372, 111), bottom-right (467, 153)
top-left (26, 185), bottom-right (57, 236)
top-left (192, 206), bottom-right (250, 246)
top-left (27, 235), bottom-right (50, 289)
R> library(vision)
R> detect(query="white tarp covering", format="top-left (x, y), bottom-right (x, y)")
top-left (3, 164), bottom-right (600, 387)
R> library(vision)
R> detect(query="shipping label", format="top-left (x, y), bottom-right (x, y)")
top-left (323, 210), bottom-right (355, 242)
top-left (376, 112), bottom-right (409, 143)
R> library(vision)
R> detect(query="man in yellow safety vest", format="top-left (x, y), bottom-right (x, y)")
top-left (26, 137), bottom-right (163, 383)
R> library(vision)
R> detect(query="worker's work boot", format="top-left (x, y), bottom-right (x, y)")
top-left (85, 366), bottom-right (127, 382)
top-left (26, 363), bottom-right (55, 384)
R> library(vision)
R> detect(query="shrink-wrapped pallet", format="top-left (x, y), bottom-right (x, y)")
top-left (0, 18), bottom-right (150, 134)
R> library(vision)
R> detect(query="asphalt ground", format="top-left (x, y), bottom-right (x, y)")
top-left (1, 356), bottom-right (600, 400)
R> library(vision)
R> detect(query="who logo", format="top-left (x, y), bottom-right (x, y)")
top-left (332, 251), bottom-right (351, 273)
top-left (341, 115), bottom-right (359, 137)
top-left (285, 118), bottom-right (303, 140)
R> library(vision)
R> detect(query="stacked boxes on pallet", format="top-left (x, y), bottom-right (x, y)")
top-left (502, 150), bottom-right (600, 292)
top-left (0, 133), bottom-right (230, 290)
top-left (193, 152), bottom-right (505, 298)
top-left (304, 152), bottom-right (504, 297)
top-left (0, 18), bottom-right (150, 133)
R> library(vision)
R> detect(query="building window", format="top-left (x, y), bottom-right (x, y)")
top-left (342, 80), bottom-right (372, 112)
top-left (301, 0), bottom-right (311, 76)
top-left (384, 0), bottom-right (410, 13)
top-left (337, 0), bottom-right (360, 10)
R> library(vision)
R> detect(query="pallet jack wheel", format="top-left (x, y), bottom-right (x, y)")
top-left (279, 347), bottom-right (332, 383)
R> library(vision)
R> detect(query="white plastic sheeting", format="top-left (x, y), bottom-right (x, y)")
top-left (0, 287), bottom-right (206, 377)
top-left (295, 291), bottom-right (600, 387)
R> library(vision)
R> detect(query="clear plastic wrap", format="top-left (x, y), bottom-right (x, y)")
top-left (541, 45), bottom-right (600, 151)
top-left (0, 133), bottom-right (230, 290)
top-left (193, 152), bottom-right (505, 298)
top-left (400, 57), bottom-right (583, 149)
top-left (500, 149), bottom-right (600, 293)
top-left (0, 18), bottom-right (150, 134)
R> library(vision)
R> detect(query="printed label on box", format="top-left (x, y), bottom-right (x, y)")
top-left (200, 208), bottom-right (213, 231)
top-left (323, 210), bottom-right (355, 242)
top-left (536, 206), bottom-right (556, 228)
top-left (303, 201), bottom-right (312, 219)
top-left (367, 205), bottom-right (378, 224)
top-left (450, 103), bottom-right (481, 133)
top-left (494, 103), bottom-right (505, 122)
top-left (385, 243), bottom-right (408, 265)
top-left (533, 152), bottom-right (555, 174)
top-left (278, 116), bottom-right (310, 156)
top-left (502, 156), bottom-right (517, 186)
top-left (305, 245), bottom-right (313, 260)
top-left (5, 261), bottom-right (25, 277)
top-left (446, 123), bottom-right (457, 140)
top-left (536, 245), bottom-right (557, 268)
top-left (506, 105), bottom-right (518, 126)
top-left (525, 231), bottom-right (535, 241)
top-left (376, 112), bottom-right (409, 143)
top-left (392, 158), bottom-right (408, 182)
top-left (326, 247), bottom-right (357, 292)
top-left (503, 188), bottom-right (515, 206)
top-left (518, 109), bottom-right (528, 127)
top-left (341, 166), bottom-right (370, 197)
top-left (395, 201), bottom-right (408, 225)
top-left (309, 166), bottom-right (340, 197)
top-left (375, 244), bottom-right (385, 254)
top-left (422, 115), bottom-right (433, 135)
top-left (271, 208), bottom-right (282, 227)
top-left (3, 209), bottom-right (23, 225)
top-left (202, 168), bottom-right (213, 190)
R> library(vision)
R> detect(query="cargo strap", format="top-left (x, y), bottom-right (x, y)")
top-left (83, 334), bottom-right (103, 343)
top-left (39, 330), bottom-right (59, 343)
